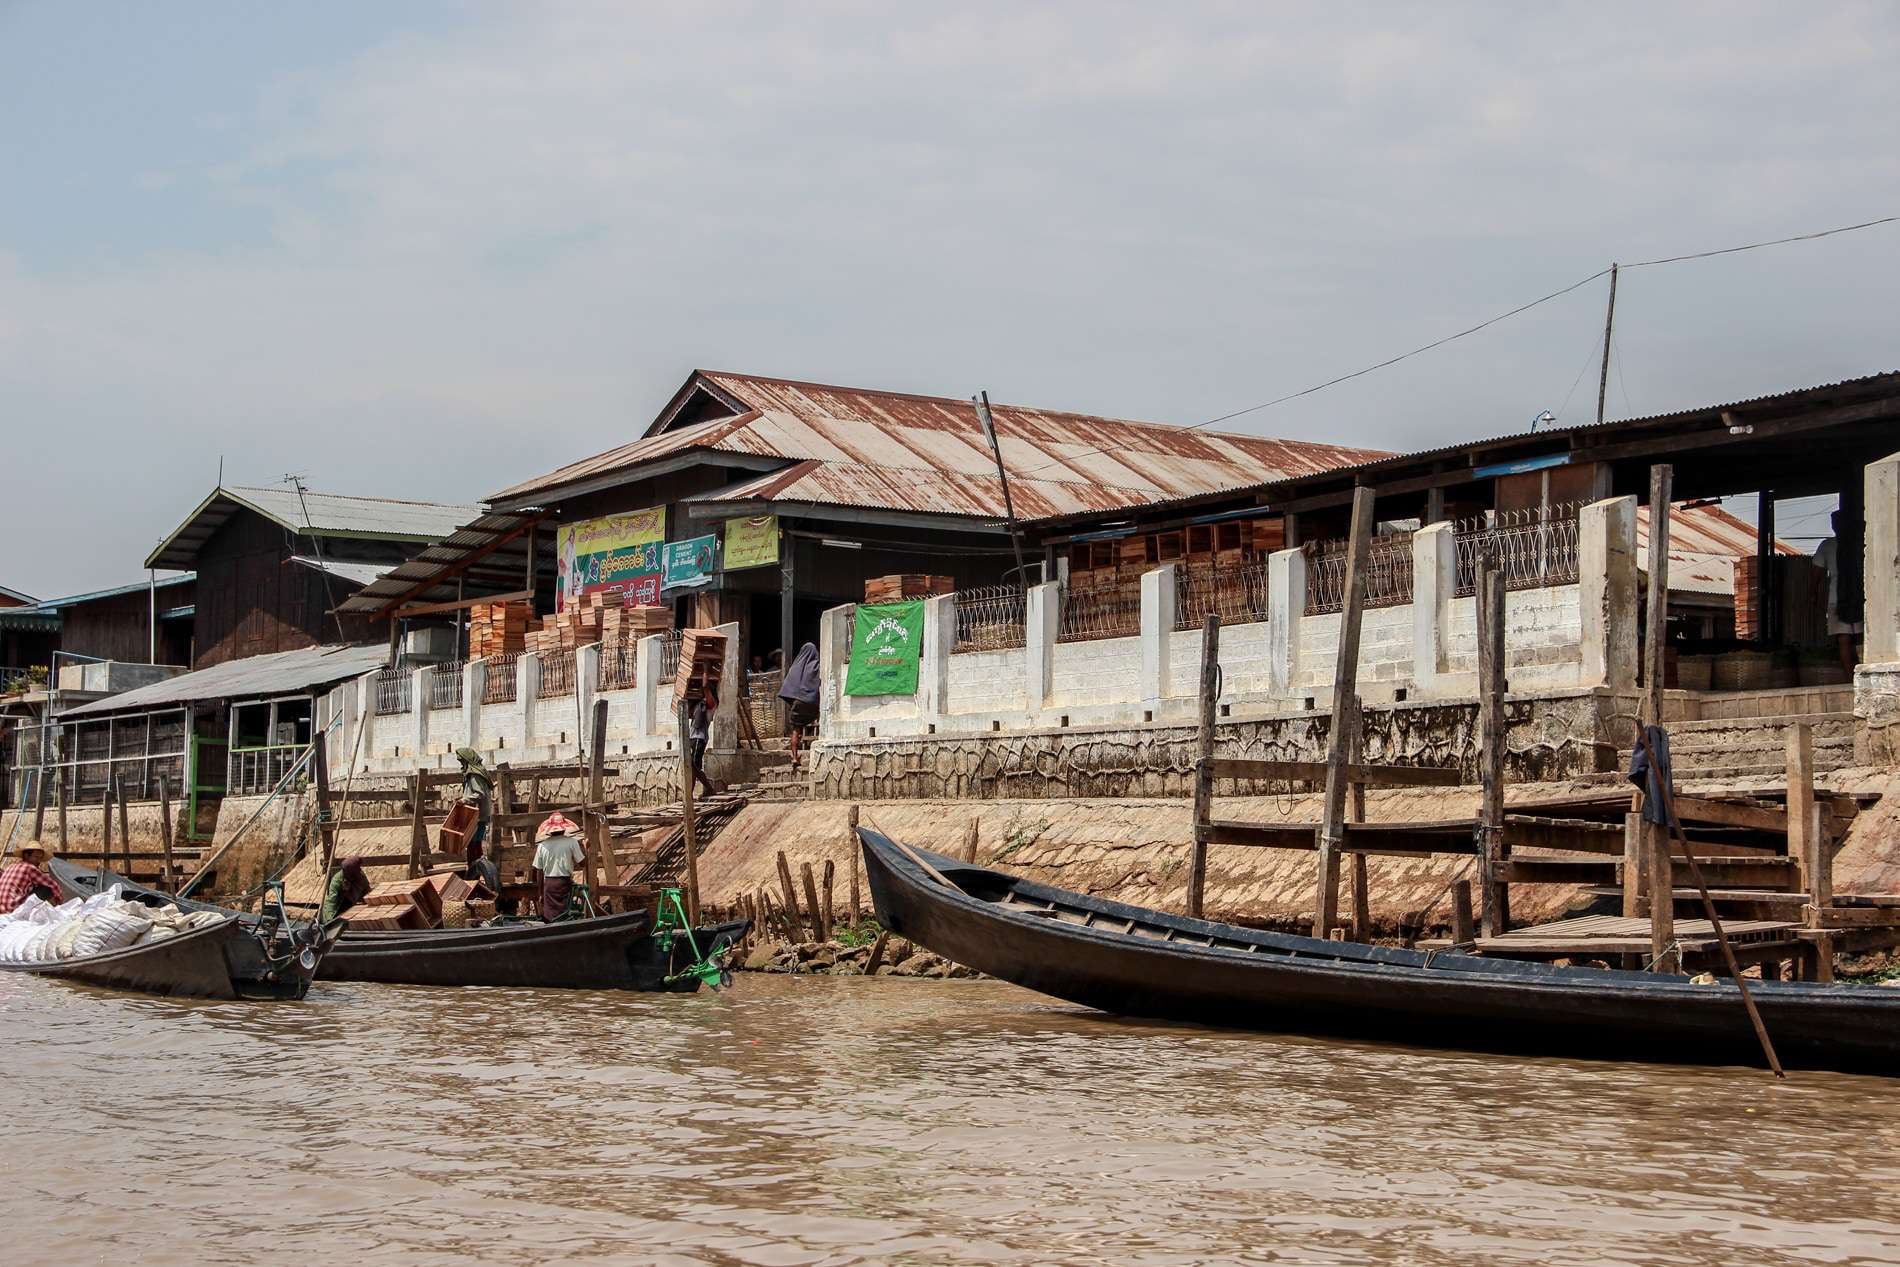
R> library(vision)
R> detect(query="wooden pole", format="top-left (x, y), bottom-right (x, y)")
top-left (961, 817), bottom-right (980, 864)
top-left (1636, 728), bottom-right (1784, 1077)
top-left (57, 776), bottom-right (68, 851)
top-left (676, 698), bottom-right (701, 928)
top-left (865, 929), bottom-right (891, 976)
top-left (1188, 612), bottom-right (1221, 919)
top-left (776, 849), bottom-right (804, 939)
top-left (582, 698), bottom-right (609, 908)
top-left (1476, 555), bottom-right (1509, 937)
top-left (1314, 485), bottom-right (1375, 938)
top-left (846, 804), bottom-right (861, 931)
top-left (311, 732), bottom-right (336, 870)
top-left (1594, 263), bottom-right (1619, 426)
top-left (407, 769), bottom-right (426, 877)
top-left (802, 861), bottom-right (827, 942)
top-left (820, 858), bottom-right (835, 939)
top-left (116, 776), bottom-right (132, 878)
top-left (100, 779), bottom-right (113, 878)
top-left (1642, 465), bottom-right (1674, 970)
top-left (157, 775), bottom-right (177, 893)
top-left (1346, 697), bottom-right (1370, 942)
top-left (31, 767), bottom-right (46, 840)
top-left (1787, 721), bottom-right (1822, 907)
top-left (1450, 880), bottom-right (1475, 946)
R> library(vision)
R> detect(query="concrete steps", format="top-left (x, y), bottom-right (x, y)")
top-left (1665, 710), bottom-right (1855, 775)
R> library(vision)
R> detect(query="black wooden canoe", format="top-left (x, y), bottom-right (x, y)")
top-left (0, 908), bottom-right (336, 1000)
top-left (53, 860), bottom-right (744, 993)
top-left (861, 830), bottom-right (1900, 1074)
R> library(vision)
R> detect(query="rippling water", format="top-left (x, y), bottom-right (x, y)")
top-left (4, 971), bottom-right (1899, 1266)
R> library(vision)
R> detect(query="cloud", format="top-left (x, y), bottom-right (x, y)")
top-left (1, 2), bottom-right (1896, 595)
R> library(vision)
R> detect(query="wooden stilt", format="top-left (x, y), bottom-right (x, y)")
top-left (157, 775), bottom-right (177, 893)
top-left (100, 779), bottom-right (113, 875)
top-left (1188, 612), bottom-right (1220, 919)
top-left (1641, 464), bottom-right (1675, 973)
top-left (777, 850), bottom-right (804, 939)
top-left (846, 804), bottom-right (861, 930)
top-left (1314, 486), bottom-right (1375, 939)
top-left (1450, 881), bottom-right (1475, 945)
top-left (820, 858), bottom-right (835, 938)
top-left (801, 861), bottom-right (827, 942)
top-left (407, 769), bottom-right (427, 877)
top-left (1476, 557), bottom-right (1509, 936)
top-left (677, 698), bottom-right (700, 927)
top-left (116, 776), bottom-right (132, 877)
top-left (1347, 701), bottom-right (1369, 942)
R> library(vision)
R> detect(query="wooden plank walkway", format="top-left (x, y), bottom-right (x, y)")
top-left (1420, 913), bottom-right (1799, 956)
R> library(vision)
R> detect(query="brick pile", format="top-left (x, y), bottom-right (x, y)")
top-left (864, 574), bottom-right (955, 603)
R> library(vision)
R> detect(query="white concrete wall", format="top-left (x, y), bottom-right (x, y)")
top-left (811, 500), bottom-right (1636, 742)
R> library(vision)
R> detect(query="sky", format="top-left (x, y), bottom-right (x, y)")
top-left (2, 1), bottom-right (1896, 597)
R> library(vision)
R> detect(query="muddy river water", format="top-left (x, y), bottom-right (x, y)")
top-left (4, 971), bottom-right (1899, 1266)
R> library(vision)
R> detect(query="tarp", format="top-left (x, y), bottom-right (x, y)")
top-left (844, 601), bottom-right (924, 696)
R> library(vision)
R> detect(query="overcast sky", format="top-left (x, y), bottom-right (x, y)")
top-left (3, 2), bottom-right (1896, 597)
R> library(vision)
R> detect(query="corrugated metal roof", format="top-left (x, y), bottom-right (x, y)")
top-left (289, 556), bottom-right (390, 588)
top-left (489, 370), bottom-right (1388, 520)
top-left (18, 574), bottom-right (195, 613)
top-left (146, 486), bottom-right (484, 570)
top-left (334, 509), bottom-right (554, 616)
top-left (1638, 503), bottom-right (1801, 597)
top-left (60, 644), bottom-right (387, 718)
top-left (0, 585), bottom-right (37, 605)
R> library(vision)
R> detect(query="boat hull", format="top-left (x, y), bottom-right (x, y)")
top-left (0, 915), bottom-right (333, 1001)
top-left (862, 831), bottom-right (1900, 1074)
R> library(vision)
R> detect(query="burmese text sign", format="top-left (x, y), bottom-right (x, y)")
top-left (844, 601), bottom-right (925, 696)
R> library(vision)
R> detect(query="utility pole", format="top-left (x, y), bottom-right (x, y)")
top-left (973, 391), bottom-right (1031, 591)
top-left (1595, 263), bottom-right (1620, 426)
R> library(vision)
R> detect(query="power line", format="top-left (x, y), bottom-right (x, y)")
top-left (1007, 211), bottom-right (1896, 483)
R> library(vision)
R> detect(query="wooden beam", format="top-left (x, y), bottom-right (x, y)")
top-left (1672, 796), bottom-right (1787, 834)
top-left (1203, 757), bottom-right (1461, 786)
top-left (1315, 485), bottom-right (1375, 938)
top-left (1502, 815), bottom-right (1628, 854)
top-left (1188, 613), bottom-right (1220, 919)
top-left (677, 698), bottom-right (701, 927)
top-left (393, 588), bottom-right (531, 620)
top-left (157, 774), bottom-right (177, 893)
top-left (407, 769), bottom-right (427, 878)
top-left (310, 731), bottom-right (336, 870)
top-left (1642, 463), bottom-right (1672, 727)
top-left (1787, 722), bottom-right (1825, 919)
top-left (583, 697), bottom-right (609, 904)
top-left (371, 513), bottom-right (546, 618)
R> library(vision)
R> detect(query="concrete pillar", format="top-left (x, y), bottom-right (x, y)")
top-left (463, 660), bottom-right (484, 751)
top-left (712, 621), bottom-right (741, 754)
top-left (411, 667), bottom-right (431, 756)
top-left (635, 634), bottom-right (664, 739)
top-left (1266, 548), bottom-right (1306, 698)
top-left (818, 605), bottom-right (852, 738)
top-left (577, 642), bottom-right (601, 752)
top-left (1140, 565), bottom-right (1177, 705)
top-left (1411, 523), bottom-right (1456, 697)
top-left (922, 593), bottom-right (956, 722)
top-left (520, 652), bottom-right (541, 742)
top-left (1025, 580), bottom-right (1060, 713)
top-left (1580, 495), bottom-right (1640, 688)
top-left (353, 675), bottom-right (375, 772)
top-left (1867, 453), bottom-right (1900, 664)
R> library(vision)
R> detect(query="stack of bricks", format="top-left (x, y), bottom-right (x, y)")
top-left (672, 628), bottom-right (729, 702)
top-left (469, 601), bottom-right (532, 659)
top-left (603, 604), bottom-right (673, 643)
top-left (863, 574), bottom-right (955, 603)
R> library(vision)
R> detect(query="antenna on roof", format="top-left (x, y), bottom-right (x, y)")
top-left (217, 456), bottom-right (223, 489)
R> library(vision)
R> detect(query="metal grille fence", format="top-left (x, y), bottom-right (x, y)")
top-left (1174, 562), bottom-right (1270, 630)
top-left (1058, 581), bottom-right (1141, 643)
top-left (428, 660), bottom-right (465, 711)
top-left (1454, 501), bottom-right (1585, 596)
top-left (228, 745), bottom-right (308, 796)
top-left (1304, 533), bottom-right (1416, 615)
top-left (953, 584), bottom-right (1027, 652)
top-left (598, 636), bottom-right (638, 692)
top-left (657, 630), bottom-right (682, 684)
top-left (482, 654), bottom-right (520, 705)
top-left (538, 647), bottom-right (577, 698)
top-left (373, 667), bottom-right (412, 715)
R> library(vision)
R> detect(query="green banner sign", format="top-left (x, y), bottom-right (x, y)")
top-left (844, 601), bottom-right (925, 696)
top-left (663, 534), bottom-right (721, 588)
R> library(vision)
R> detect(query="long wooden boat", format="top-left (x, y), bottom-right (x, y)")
top-left (0, 907), bottom-right (336, 1000)
top-left (861, 830), bottom-right (1900, 1074)
top-left (54, 860), bottom-right (745, 993)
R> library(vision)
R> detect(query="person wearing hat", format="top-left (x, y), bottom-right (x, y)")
top-left (454, 748), bottom-right (498, 891)
top-left (530, 811), bottom-right (585, 922)
top-left (0, 841), bottom-right (61, 914)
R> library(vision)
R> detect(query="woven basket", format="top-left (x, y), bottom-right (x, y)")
top-left (1712, 650), bottom-right (1775, 691)
top-left (464, 899), bottom-right (497, 924)
top-left (1674, 655), bottom-right (1713, 691)
top-left (440, 900), bottom-right (470, 929)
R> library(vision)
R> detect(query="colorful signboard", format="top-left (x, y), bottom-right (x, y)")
top-left (556, 507), bottom-right (664, 612)
top-left (722, 514), bottom-right (780, 572)
top-left (843, 601), bottom-right (925, 696)
top-left (663, 534), bottom-right (721, 589)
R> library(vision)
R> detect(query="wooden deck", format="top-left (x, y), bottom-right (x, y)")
top-left (1419, 913), bottom-right (1800, 957)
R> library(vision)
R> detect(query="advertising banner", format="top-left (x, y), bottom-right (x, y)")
top-left (663, 534), bottom-right (721, 588)
top-left (557, 508), bottom-right (664, 612)
top-left (843, 601), bottom-right (925, 696)
top-left (722, 514), bottom-right (780, 571)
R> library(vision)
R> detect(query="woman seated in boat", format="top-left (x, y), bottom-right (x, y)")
top-left (0, 841), bottom-right (61, 914)
top-left (531, 812), bottom-right (585, 922)
top-left (321, 858), bottom-right (372, 924)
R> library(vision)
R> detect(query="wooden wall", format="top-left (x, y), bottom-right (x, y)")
top-left (60, 583), bottom-right (195, 666)
top-left (192, 514), bottom-right (375, 668)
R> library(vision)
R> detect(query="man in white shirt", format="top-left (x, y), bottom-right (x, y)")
top-left (531, 812), bottom-right (586, 922)
top-left (1813, 509), bottom-right (1862, 675)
